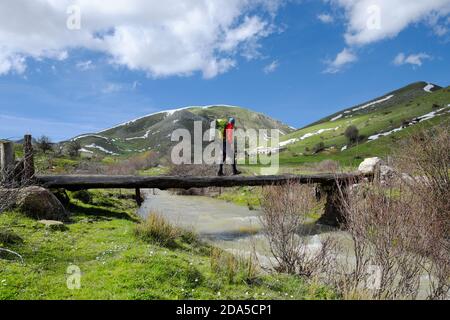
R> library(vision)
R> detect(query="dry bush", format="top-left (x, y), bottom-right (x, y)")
top-left (393, 122), bottom-right (450, 300)
top-left (104, 151), bottom-right (159, 175)
top-left (331, 123), bottom-right (450, 300)
top-left (334, 181), bottom-right (427, 300)
top-left (259, 181), bottom-right (337, 276)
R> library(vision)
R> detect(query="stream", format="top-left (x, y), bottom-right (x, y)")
top-left (137, 189), bottom-right (341, 265)
top-left (137, 189), bottom-right (434, 299)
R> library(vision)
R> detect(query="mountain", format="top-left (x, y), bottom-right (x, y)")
top-left (66, 105), bottom-right (295, 157)
top-left (65, 82), bottom-right (449, 166)
top-left (277, 81), bottom-right (450, 165)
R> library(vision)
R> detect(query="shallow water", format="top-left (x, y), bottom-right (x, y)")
top-left (138, 189), bottom-right (436, 299)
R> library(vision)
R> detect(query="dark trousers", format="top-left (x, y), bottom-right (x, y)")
top-left (219, 139), bottom-right (238, 174)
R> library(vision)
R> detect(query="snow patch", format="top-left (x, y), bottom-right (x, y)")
top-left (277, 127), bottom-right (339, 148)
top-left (79, 148), bottom-right (94, 154)
top-left (368, 127), bottom-right (403, 141)
top-left (330, 114), bottom-right (343, 122)
top-left (98, 104), bottom-right (239, 133)
top-left (423, 83), bottom-right (435, 93)
top-left (352, 95), bottom-right (394, 112)
top-left (415, 107), bottom-right (446, 122)
top-left (279, 138), bottom-right (297, 147)
top-left (367, 107), bottom-right (448, 142)
top-left (125, 130), bottom-right (152, 141)
top-left (73, 134), bottom-right (108, 141)
top-left (85, 144), bottom-right (118, 155)
top-left (341, 145), bottom-right (347, 151)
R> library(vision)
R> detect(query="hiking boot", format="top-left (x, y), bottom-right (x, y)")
top-left (217, 170), bottom-right (225, 177)
top-left (232, 170), bottom-right (242, 176)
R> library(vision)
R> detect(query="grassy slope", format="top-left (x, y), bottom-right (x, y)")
top-left (0, 190), bottom-right (333, 300)
top-left (278, 85), bottom-right (450, 167)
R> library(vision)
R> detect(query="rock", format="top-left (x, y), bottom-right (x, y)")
top-left (358, 157), bottom-right (384, 174)
top-left (380, 165), bottom-right (395, 180)
top-left (17, 186), bottom-right (67, 221)
top-left (38, 220), bottom-right (67, 231)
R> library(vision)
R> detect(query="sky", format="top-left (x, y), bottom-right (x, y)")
top-left (0, 0), bottom-right (449, 141)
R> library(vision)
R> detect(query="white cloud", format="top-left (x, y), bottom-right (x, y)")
top-left (0, 0), bottom-right (283, 78)
top-left (324, 48), bottom-right (357, 73)
top-left (317, 13), bottom-right (334, 24)
top-left (393, 52), bottom-right (432, 67)
top-left (329, 0), bottom-right (450, 46)
top-left (102, 83), bottom-right (124, 94)
top-left (263, 60), bottom-right (279, 73)
top-left (76, 60), bottom-right (94, 71)
top-left (0, 52), bottom-right (26, 75)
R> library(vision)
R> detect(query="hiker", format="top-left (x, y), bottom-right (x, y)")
top-left (216, 117), bottom-right (241, 176)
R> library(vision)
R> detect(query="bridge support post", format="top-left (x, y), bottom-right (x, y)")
top-left (135, 188), bottom-right (143, 207)
top-left (317, 183), bottom-right (347, 227)
top-left (23, 134), bottom-right (35, 183)
top-left (0, 140), bottom-right (15, 185)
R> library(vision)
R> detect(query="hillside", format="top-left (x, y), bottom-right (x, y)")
top-left (64, 82), bottom-right (449, 167)
top-left (277, 81), bottom-right (450, 166)
top-left (66, 105), bottom-right (294, 157)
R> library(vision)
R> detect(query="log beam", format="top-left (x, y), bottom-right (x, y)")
top-left (35, 173), bottom-right (366, 190)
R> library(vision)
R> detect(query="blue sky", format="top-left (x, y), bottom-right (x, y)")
top-left (0, 0), bottom-right (449, 141)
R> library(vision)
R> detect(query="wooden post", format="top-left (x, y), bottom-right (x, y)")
top-left (23, 134), bottom-right (35, 182)
top-left (0, 140), bottom-right (15, 185)
top-left (317, 183), bottom-right (347, 227)
top-left (135, 188), bottom-right (143, 207)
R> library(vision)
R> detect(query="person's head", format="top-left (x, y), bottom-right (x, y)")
top-left (228, 117), bottom-right (235, 125)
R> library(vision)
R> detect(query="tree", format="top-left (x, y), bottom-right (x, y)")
top-left (67, 140), bottom-right (81, 157)
top-left (344, 125), bottom-right (359, 144)
top-left (36, 135), bottom-right (53, 154)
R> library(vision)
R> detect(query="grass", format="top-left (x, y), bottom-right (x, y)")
top-left (0, 189), bottom-right (334, 300)
top-left (277, 87), bottom-right (450, 167)
top-left (215, 187), bottom-right (261, 209)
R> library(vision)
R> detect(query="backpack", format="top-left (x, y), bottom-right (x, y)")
top-left (215, 119), bottom-right (228, 138)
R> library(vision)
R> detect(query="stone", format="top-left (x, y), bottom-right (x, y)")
top-left (380, 165), bottom-right (396, 180)
top-left (358, 157), bottom-right (384, 174)
top-left (17, 186), bottom-right (67, 221)
top-left (38, 220), bottom-right (67, 231)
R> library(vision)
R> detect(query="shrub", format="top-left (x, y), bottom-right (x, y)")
top-left (66, 141), bottom-right (81, 158)
top-left (335, 180), bottom-right (426, 300)
top-left (104, 151), bottom-right (159, 175)
top-left (134, 212), bottom-right (181, 247)
top-left (260, 181), bottom-right (336, 276)
top-left (332, 122), bottom-right (450, 300)
top-left (36, 135), bottom-right (53, 154)
top-left (344, 125), bottom-right (359, 144)
top-left (210, 247), bottom-right (257, 284)
top-left (393, 122), bottom-right (450, 300)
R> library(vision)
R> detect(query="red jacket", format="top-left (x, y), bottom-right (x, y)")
top-left (225, 122), bottom-right (234, 143)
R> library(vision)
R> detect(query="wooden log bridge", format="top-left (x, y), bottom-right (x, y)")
top-left (36, 173), bottom-right (368, 226)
